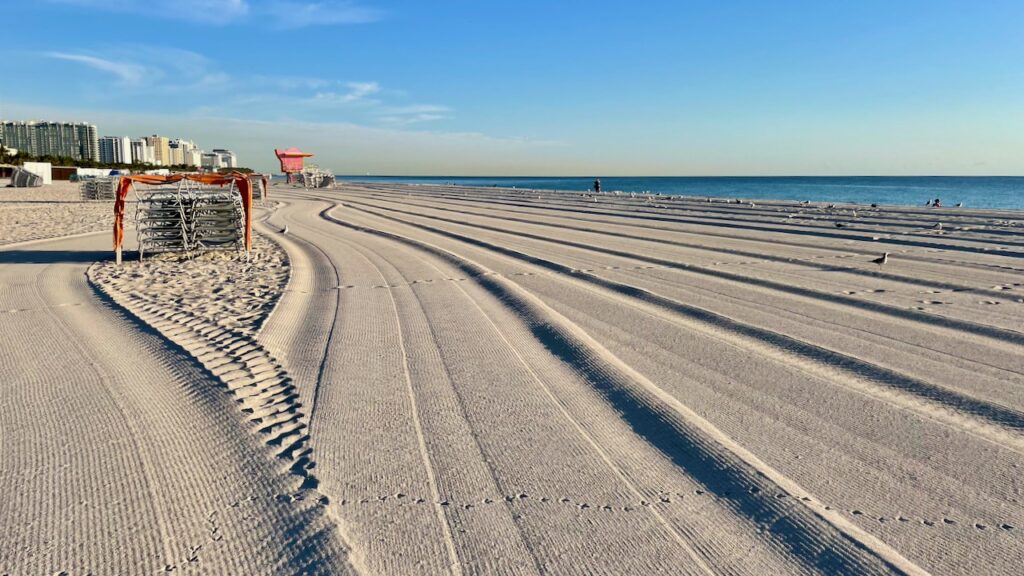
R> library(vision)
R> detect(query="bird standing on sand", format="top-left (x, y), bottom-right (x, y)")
top-left (281, 225), bottom-right (289, 234)
top-left (871, 252), bottom-right (889, 268)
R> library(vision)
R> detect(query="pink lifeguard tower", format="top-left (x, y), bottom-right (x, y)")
top-left (275, 147), bottom-right (315, 184)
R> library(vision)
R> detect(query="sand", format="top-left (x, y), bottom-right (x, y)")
top-left (1, 181), bottom-right (1022, 574)
top-left (0, 180), bottom-right (117, 246)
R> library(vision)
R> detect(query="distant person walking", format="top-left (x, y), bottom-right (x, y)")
top-left (594, 178), bottom-right (601, 194)
top-left (933, 197), bottom-right (942, 207)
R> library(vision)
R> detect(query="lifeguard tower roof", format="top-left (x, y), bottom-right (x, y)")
top-left (275, 147), bottom-right (315, 174)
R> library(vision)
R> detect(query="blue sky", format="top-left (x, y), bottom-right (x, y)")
top-left (2, 0), bottom-right (1022, 174)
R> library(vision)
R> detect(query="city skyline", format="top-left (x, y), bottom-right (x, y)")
top-left (2, 119), bottom-right (238, 169)
top-left (1, 1), bottom-right (1022, 175)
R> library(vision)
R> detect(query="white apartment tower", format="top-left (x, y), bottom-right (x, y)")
top-left (212, 148), bottom-right (237, 169)
top-left (201, 152), bottom-right (223, 170)
top-left (131, 139), bottom-right (155, 165)
top-left (99, 136), bottom-right (133, 164)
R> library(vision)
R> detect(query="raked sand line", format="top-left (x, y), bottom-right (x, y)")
top-left (88, 262), bottom-right (316, 489)
top-left (319, 204), bottom-right (928, 576)
top-left (349, 183), bottom-right (1024, 256)
top-left (346, 192), bottom-right (1024, 302)
top-left (342, 199), bottom-right (1024, 346)
top-left (86, 234), bottom-right (359, 571)
top-left (376, 186), bottom-right (1024, 275)
top-left (338, 201), bottom-right (1024, 446)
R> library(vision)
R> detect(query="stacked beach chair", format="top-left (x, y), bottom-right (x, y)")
top-left (134, 180), bottom-right (245, 258)
top-left (80, 177), bottom-right (120, 201)
top-left (300, 166), bottom-right (336, 189)
top-left (10, 167), bottom-right (43, 187)
top-left (249, 174), bottom-right (268, 204)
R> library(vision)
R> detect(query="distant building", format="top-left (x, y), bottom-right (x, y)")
top-left (201, 151), bottom-right (223, 170)
top-left (169, 138), bottom-right (200, 167)
top-left (212, 148), bottom-right (237, 169)
top-left (145, 135), bottom-right (170, 166)
top-left (131, 138), bottom-right (155, 165)
top-left (99, 136), bottom-right (133, 164)
top-left (0, 120), bottom-right (99, 160)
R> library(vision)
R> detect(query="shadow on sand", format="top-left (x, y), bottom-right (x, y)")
top-left (0, 250), bottom-right (117, 264)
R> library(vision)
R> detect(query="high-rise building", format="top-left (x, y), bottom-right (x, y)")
top-left (201, 152), bottom-right (223, 170)
top-left (0, 120), bottom-right (99, 160)
top-left (99, 136), bottom-right (133, 164)
top-left (145, 135), bottom-right (171, 166)
top-left (131, 139), bottom-right (155, 165)
top-left (169, 138), bottom-right (201, 167)
top-left (212, 148), bottom-right (237, 168)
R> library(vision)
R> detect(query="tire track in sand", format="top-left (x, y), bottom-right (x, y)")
top-left (319, 204), bottom-right (927, 576)
top-left (87, 236), bottom-right (362, 574)
top-left (343, 199), bottom-right (1024, 347)
top-left (386, 226), bottom-right (718, 576)
top-left (336, 202), bottom-right (1024, 449)
top-left (346, 192), bottom-right (1021, 303)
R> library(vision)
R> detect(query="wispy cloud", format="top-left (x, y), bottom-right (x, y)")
top-left (48, 0), bottom-right (249, 24)
top-left (265, 1), bottom-right (382, 28)
top-left (47, 0), bottom-right (381, 28)
top-left (37, 46), bottom-right (448, 126)
top-left (41, 46), bottom-right (222, 92)
top-left (377, 104), bottom-right (453, 125)
top-left (310, 81), bottom-right (382, 105)
top-left (44, 52), bottom-right (147, 85)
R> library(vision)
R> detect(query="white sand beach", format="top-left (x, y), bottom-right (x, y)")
top-left (1, 181), bottom-right (1022, 574)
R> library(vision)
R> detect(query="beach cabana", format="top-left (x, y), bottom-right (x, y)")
top-left (113, 172), bottom-right (260, 264)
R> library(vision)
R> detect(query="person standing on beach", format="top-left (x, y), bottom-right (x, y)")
top-left (594, 178), bottom-right (601, 193)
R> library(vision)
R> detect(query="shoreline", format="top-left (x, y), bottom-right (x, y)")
top-left (333, 176), bottom-right (1024, 211)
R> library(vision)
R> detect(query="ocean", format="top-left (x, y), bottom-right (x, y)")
top-left (339, 176), bottom-right (1024, 211)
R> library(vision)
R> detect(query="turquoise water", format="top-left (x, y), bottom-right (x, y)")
top-left (340, 176), bottom-right (1024, 210)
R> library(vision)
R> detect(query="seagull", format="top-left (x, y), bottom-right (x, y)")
top-left (281, 225), bottom-right (289, 234)
top-left (932, 222), bottom-right (943, 230)
top-left (955, 202), bottom-right (964, 208)
top-left (871, 252), bottom-right (889, 268)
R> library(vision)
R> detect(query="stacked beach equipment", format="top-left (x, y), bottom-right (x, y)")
top-left (80, 177), bottom-right (120, 201)
top-left (113, 173), bottom-right (258, 263)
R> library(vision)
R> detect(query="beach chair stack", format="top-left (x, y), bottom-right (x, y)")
top-left (300, 166), bottom-right (336, 189)
top-left (80, 177), bottom-right (120, 201)
top-left (191, 190), bottom-right (246, 252)
top-left (10, 167), bottom-right (43, 187)
top-left (134, 182), bottom-right (245, 258)
top-left (250, 175), bottom-right (268, 203)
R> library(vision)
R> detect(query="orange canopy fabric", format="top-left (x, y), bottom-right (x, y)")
top-left (113, 172), bottom-right (254, 256)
